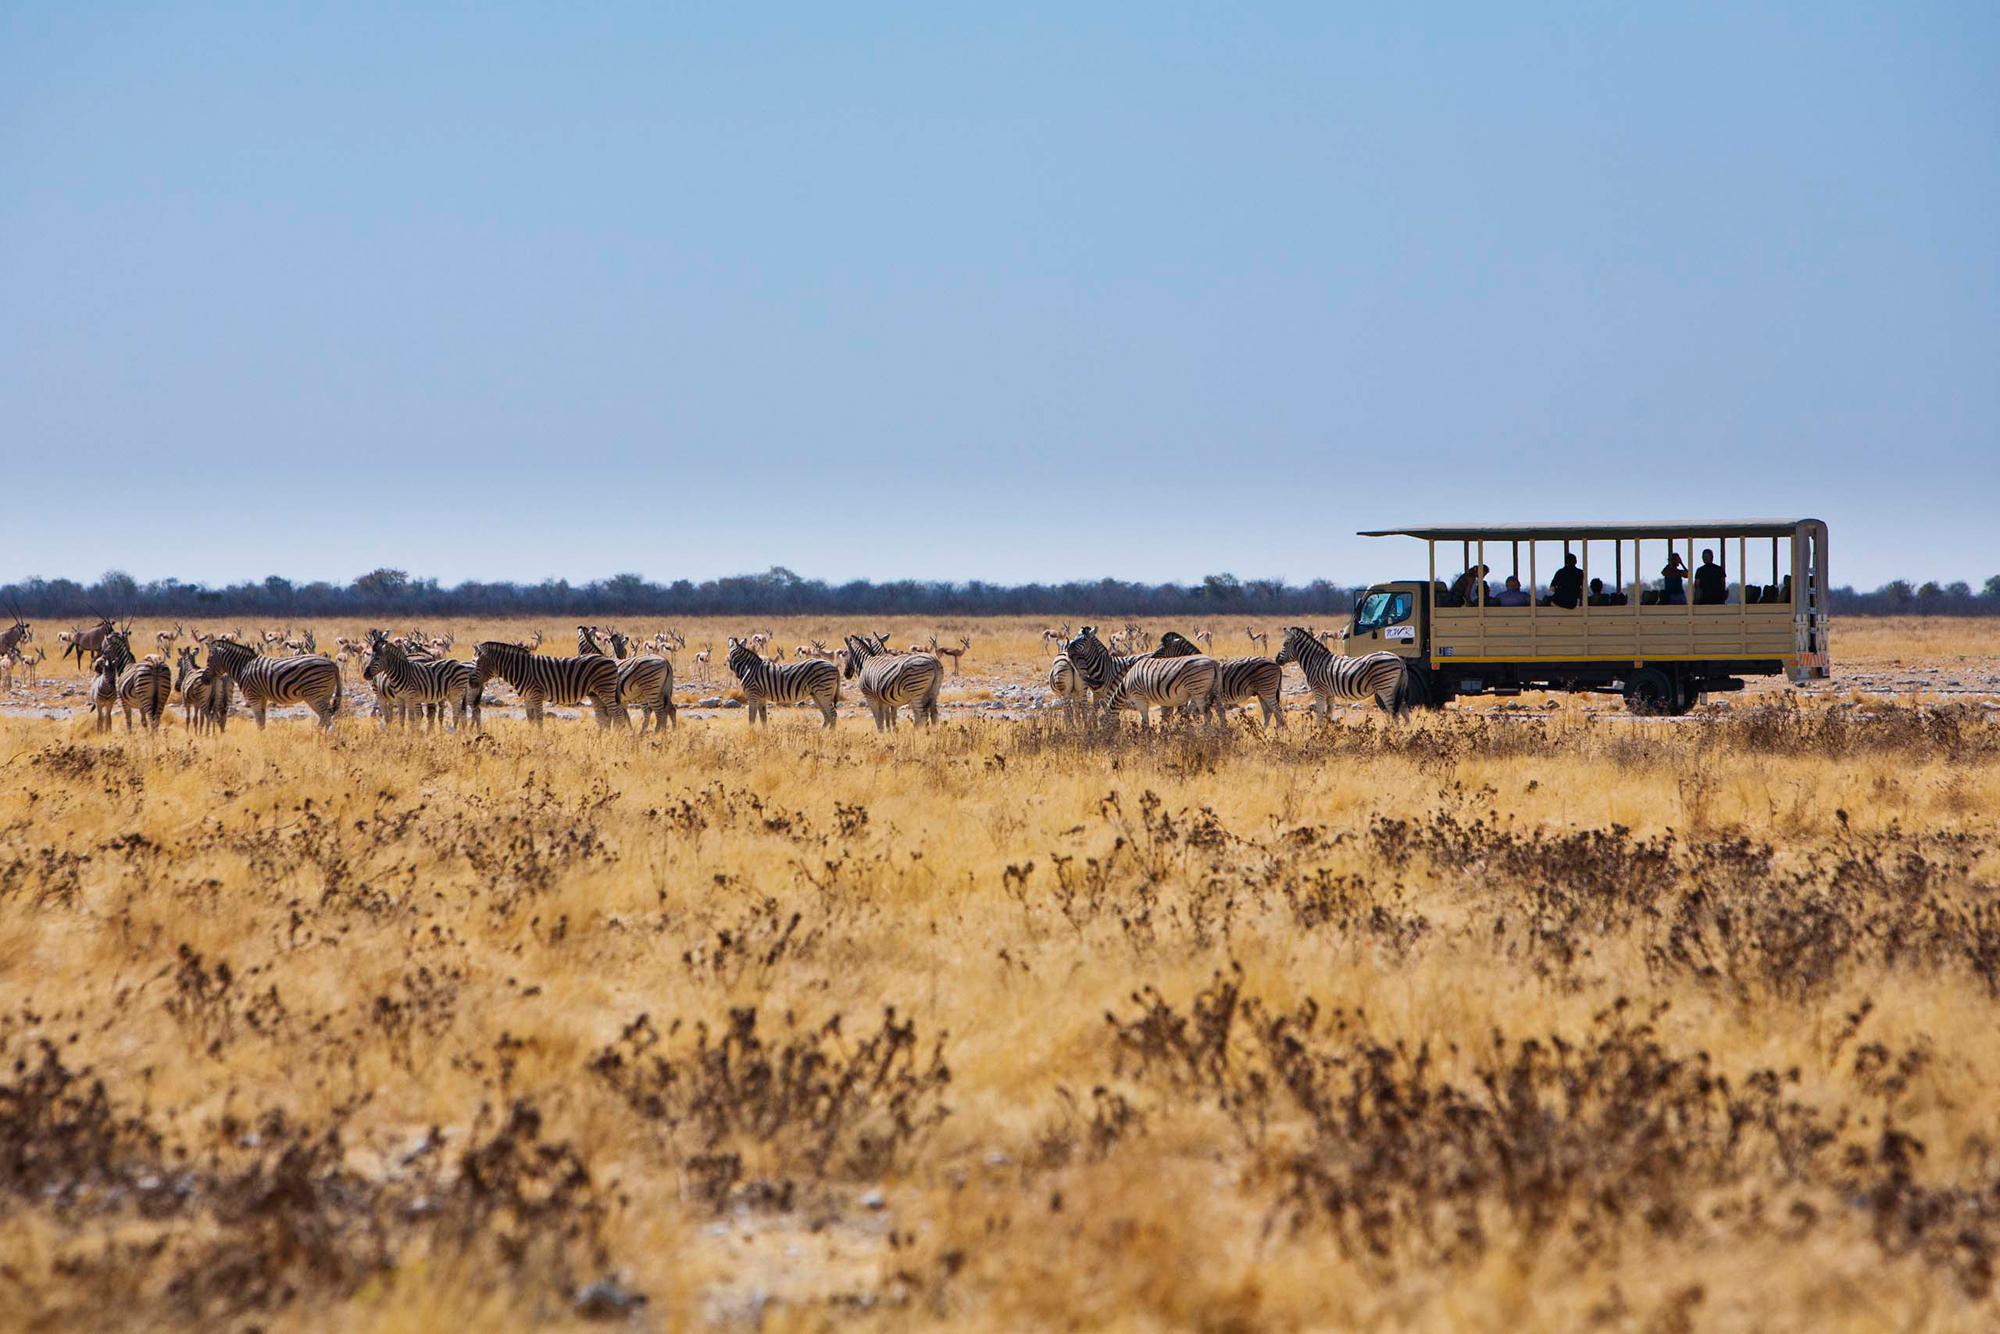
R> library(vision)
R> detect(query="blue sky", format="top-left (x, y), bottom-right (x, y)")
top-left (5, 3), bottom-right (1995, 590)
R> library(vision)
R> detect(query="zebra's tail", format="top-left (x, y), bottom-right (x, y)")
top-left (328, 663), bottom-right (344, 716)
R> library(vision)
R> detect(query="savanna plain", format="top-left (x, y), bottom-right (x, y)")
top-left (2, 615), bottom-right (1998, 1332)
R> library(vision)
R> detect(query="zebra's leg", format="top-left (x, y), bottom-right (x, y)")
top-left (818, 690), bottom-right (837, 728)
top-left (1264, 691), bottom-right (1283, 729)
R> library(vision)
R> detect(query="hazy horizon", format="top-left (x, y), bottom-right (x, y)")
top-left (7, 5), bottom-right (1995, 590)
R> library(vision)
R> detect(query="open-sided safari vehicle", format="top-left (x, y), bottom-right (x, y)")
top-left (1343, 519), bottom-right (1831, 715)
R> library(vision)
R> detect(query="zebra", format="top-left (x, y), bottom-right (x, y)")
top-left (615, 655), bottom-right (678, 730)
top-left (470, 640), bottom-right (623, 726)
top-left (841, 636), bottom-right (943, 731)
top-left (1060, 626), bottom-right (1201, 711)
top-left (363, 633), bottom-right (480, 730)
top-left (1100, 652), bottom-right (1220, 725)
top-left (1048, 653), bottom-right (1086, 719)
top-left (86, 630), bottom-right (136, 731)
top-left (174, 646), bottom-right (229, 733)
top-left (1205, 656), bottom-right (1286, 729)
top-left (577, 624), bottom-right (605, 656)
top-left (109, 654), bottom-right (172, 733)
top-left (726, 638), bottom-right (838, 726)
top-left (204, 637), bottom-right (344, 729)
top-left (1273, 626), bottom-right (1413, 717)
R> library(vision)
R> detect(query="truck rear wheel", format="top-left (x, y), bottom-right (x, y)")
top-left (1378, 663), bottom-right (1438, 716)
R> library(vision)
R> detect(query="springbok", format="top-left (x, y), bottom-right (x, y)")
top-left (154, 621), bottom-right (183, 655)
top-left (693, 643), bottom-right (713, 684)
top-left (1245, 627), bottom-right (1269, 652)
top-left (929, 635), bottom-right (971, 674)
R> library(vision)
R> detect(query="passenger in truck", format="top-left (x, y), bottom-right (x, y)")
top-left (1549, 553), bottom-right (1585, 608)
top-left (1694, 549), bottom-right (1727, 604)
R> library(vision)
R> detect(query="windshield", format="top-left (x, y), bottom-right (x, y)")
top-left (1354, 591), bottom-right (1412, 633)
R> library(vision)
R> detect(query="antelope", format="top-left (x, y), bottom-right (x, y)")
top-left (798, 639), bottom-right (836, 661)
top-left (261, 627), bottom-right (288, 652)
top-left (154, 621), bottom-right (183, 655)
top-left (0, 602), bottom-right (30, 658)
top-left (283, 629), bottom-right (317, 656)
top-left (1245, 627), bottom-right (1269, 652)
top-left (15, 644), bottom-right (46, 689)
top-left (693, 643), bottom-right (713, 684)
top-left (1040, 624), bottom-right (1072, 654)
top-left (1194, 628), bottom-right (1214, 651)
top-left (929, 635), bottom-right (971, 674)
top-left (61, 615), bottom-right (116, 671)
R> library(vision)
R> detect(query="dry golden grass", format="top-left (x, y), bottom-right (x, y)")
top-left (2, 617), bottom-right (1998, 1330)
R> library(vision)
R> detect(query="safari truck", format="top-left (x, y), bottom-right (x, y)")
top-left (1341, 520), bottom-right (1831, 715)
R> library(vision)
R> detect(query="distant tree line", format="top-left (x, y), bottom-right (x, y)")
top-left (4, 567), bottom-right (1998, 622)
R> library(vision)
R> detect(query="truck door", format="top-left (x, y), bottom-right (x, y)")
top-left (1343, 584), bottom-right (1423, 660)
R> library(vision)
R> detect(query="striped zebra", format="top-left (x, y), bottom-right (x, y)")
top-left (1100, 653), bottom-right (1219, 725)
top-left (113, 657), bottom-right (173, 732)
top-left (1205, 656), bottom-right (1286, 729)
top-left (205, 637), bottom-right (344, 729)
top-left (471, 640), bottom-right (623, 726)
top-left (841, 636), bottom-right (943, 731)
top-left (174, 646), bottom-right (229, 733)
top-left (1273, 626), bottom-right (1412, 718)
top-left (615, 655), bottom-right (678, 730)
top-left (365, 655), bottom-right (424, 727)
top-left (1059, 626), bottom-right (1201, 711)
top-left (87, 631), bottom-right (137, 731)
top-left (1048, 654), bottom-right (1086, 719)
top-left (364, 633), bottom-right (481, 730)
top-left (726, 638), bottom-right (838, 727)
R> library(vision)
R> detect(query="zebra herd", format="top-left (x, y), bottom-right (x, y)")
top-left (19, 609), bottom-right (1414, 735)
top-left (1050, 625), bottom-right (1412, 725)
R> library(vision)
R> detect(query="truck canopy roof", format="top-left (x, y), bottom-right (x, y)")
top-left (1359, 519), bottom-right (1822, 541)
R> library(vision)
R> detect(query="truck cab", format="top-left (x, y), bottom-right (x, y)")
top-left (1339, 582), bottom-right (1428, 660)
